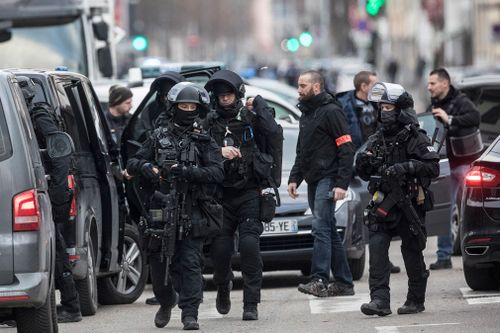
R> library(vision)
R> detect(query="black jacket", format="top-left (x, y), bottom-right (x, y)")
top-left (289, 92), bottom-right (355, 189)
top-left (29, 102), bottom-right (72, 223)
top-left (127, 124), bottom-right (224, 199)
top-left (426, 86), bottom-right (481, 168)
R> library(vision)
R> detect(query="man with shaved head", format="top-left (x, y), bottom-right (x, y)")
top-left (289, 70), bottom-right (355, 297)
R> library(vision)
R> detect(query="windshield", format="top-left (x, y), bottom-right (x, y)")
top-left (0, 17), bottom-right (87, 75)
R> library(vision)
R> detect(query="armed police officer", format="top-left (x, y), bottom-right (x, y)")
top-left (203, 70), bottom-right (282, 321)
top-left (18, 76), bottom-right (82, 323)
top-left (126, 82), bottom-right (224, 330)
top-left (356, 82), bottom-right (439, 316)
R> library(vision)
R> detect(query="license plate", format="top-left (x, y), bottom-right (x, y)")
top-left (262, 220), bottom-right (298, 234)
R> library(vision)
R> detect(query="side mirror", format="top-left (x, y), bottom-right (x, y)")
top-left (97, 46), bottom-right (113, 78)
top-left (46, 132), bottom-right (75, 159)
top-left (93, 21), bottom-right (109, 41)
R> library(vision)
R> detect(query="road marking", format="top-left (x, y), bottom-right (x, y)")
top-left (460, 287), bottom-right (500, 305)
top-left (308, 293), bottom-right (369, 313)
top-left (375, 322), bottom-right (461, 333)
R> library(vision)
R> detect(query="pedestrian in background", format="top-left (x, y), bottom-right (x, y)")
top-left (105, 84), bottom-right (133, 144)
top-left (289, 70), bottom-right (355, 298)
top-left (356, 82), bottom-right (439, 316)
top-left (427, 67), bottom-right (482, 270)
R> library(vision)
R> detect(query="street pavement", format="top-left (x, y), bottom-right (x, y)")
top-left (5, 236), bottom-right (498, 333)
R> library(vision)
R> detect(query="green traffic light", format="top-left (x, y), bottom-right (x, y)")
top-left (286, 38), bottom-right (300, 52)
top-left (366, 0), bottom-right (385, 16)
top-left (132, 36), bottom-right (148, 51)
top-left (299, 31), bottom-right (313, 47)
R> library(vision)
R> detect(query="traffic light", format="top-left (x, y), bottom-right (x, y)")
top-left (299, 31), bottom-right (313, 47)
top-left (286, 38), bottom-right (300, 53)
top-left (366, 0), bottom-right (385, 16)
top-left (132, 35), bottom-right (148, 51)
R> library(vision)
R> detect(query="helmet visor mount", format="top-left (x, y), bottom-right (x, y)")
top-left (368, 82), bottom-right (405, 105)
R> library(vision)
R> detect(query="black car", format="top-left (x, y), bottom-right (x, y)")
top-left (460, 134), bottom-right (500, 290)
top-left (10, 69), bottom-right (148, 315)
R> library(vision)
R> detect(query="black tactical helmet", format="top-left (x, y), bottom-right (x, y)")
top-left (167, 82), bottom-right (210, 106)
top-left (150, 71), bottom-right (185, 93)
top-left (369, 81), bottom-right (417, 125)
top-left (17, 76), bottom-right (36, 105)
top-left (205, 69), bottom-right (246, 99)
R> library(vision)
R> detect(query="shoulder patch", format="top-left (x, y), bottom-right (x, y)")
top-left (426, 146), bottom-right (436, 152)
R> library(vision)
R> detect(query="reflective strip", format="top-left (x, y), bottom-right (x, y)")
top-left (335, 135), bottom-right (352, 146)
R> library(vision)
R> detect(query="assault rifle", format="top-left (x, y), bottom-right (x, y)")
top-left (368, 172), bottom-right (427, 250)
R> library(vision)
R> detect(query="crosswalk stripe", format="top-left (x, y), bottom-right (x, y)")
top-left (308, 293), bottom-right (369, 314)
top-left (460, 287), bottom-right (500, 305)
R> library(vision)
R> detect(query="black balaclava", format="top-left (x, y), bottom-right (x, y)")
top-left (173, 106), bottom-right (199, 127)
top-left (380, 106), bottom-right (402, 135)
top-left (214, 82), bottom-right (242, 119)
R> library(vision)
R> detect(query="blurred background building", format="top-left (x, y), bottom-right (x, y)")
top-left (114, 0), bottom-right (500, 102)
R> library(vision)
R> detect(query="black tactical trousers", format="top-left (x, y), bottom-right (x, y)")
top-left (55, 225), bottom-right (80, 313)
top-left (210, 188), bottom-right (263, 304)
top-left (368, 216), bottom-right (429, 306)
top-left (150, 233), bottom-right (203, 320)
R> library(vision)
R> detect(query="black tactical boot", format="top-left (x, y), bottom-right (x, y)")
top-left (57, 308), bottom-right (83, 323)
top-left (298, 278), bottom-right (328, 297)
top-left (397, 301), bottom-right (425, 314)
top-left (216, 281), bottom-right (232, 315)
top-left (390, 261), bottom-right (401, 274)
top-left (154, 306), bottom-right (173, 328)
top-left (327, 282), bottom-right (355, 296)
top-left (360, 300), bottom-right (392, 316)
top-left (429, 259), bottom-right (452, 270)
top-left (146, 296), bottom-right (160, 305)
top-left (242, 303), bottom-right (258, 321)
top-left (182, 316), bottom-right (199, 330)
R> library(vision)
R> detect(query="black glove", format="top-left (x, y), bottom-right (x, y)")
top-left (170, 164), bottom-right (188, 178)
top-left (396, 92), bottom-right (414, 109)
top-left (385, 163), bottom-right (408, 177)
top-left (357, 151), bottom-right (376, 168)
top-left (140, 163), bottom-right (158, 181)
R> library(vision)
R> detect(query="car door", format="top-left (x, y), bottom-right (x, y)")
top-left (417, 112), bottom-right (452, 235)
top-left (68, 78), bottom-right (121, 273)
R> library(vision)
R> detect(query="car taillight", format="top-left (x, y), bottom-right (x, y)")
top-left (464, 166), bottom-right (500, 188)
top-left (67, 175), bottom-right (77, 217)
top-left (13, 189), bottom-right (40, 231)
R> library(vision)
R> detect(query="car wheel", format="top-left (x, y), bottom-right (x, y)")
top-left (348, 251), bottom-right (366, 281)
top-left (15, 281), bottom-right (55, 333)
top-left (97, 224), bottom-right (148, 305)
top-left (463, 263), bottom-right (497, 290)
top-left (75, 238), bottom-right (98, 316)
top-left (451, 205), bottom-right (461, 255)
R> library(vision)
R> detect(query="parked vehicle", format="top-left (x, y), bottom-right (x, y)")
top-left (10, 69), bottom-right (148, 316)
top-left (122, 66), bottom-right (367, 280)
top-left (0, 71), bottom-right (57, 332)
top-left (460, 134), bottom-right (500, 290)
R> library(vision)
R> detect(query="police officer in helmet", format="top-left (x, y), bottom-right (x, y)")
top-left (126, 82), bottom-right (223, 330)
top-left (356, 82), bottom-right (439, 316)
top-left (203, 70), bottom-right (282, 321)
top-left (18, 76), bottom-right (82, 323)
top-left (134, 71), bottom-right (186, 143)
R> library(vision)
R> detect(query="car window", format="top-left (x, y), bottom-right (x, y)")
top-left (418, 113), bottom-right (445, 151)
top-left (0, 100), bottom-right (12, 162)
top-left (491, 138), bottom-right (500, 154)
top-left (80, 82), bottom-right (109, 152)
top-left (55, 83), bottom-right (91, 152)
top-left (265, 100), bottom-right (299, 121)
top-left (282, 127), bottom-right (298, 169)
top-left (476, 89), bottom-right (500, 144)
